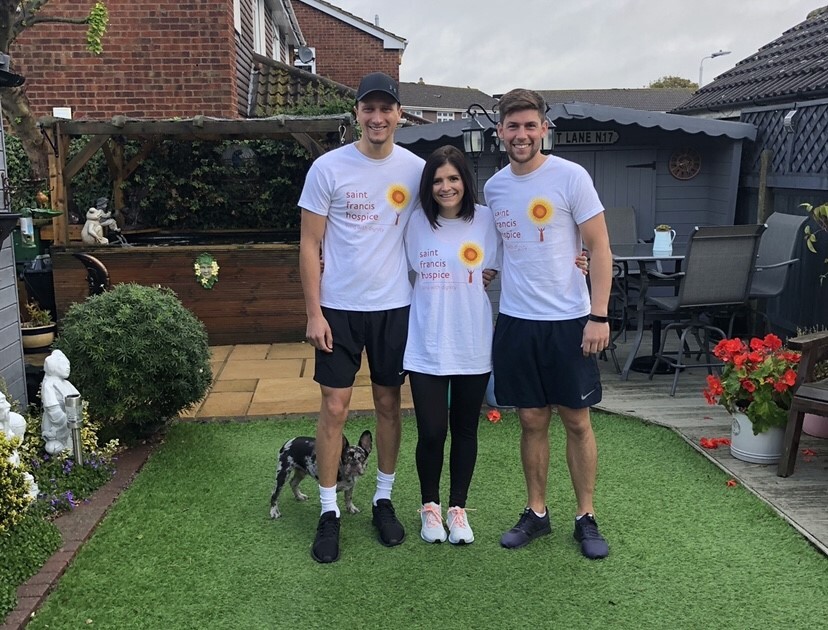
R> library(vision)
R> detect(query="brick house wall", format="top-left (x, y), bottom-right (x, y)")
top-left (11, 0), bottom-right (239, 119)
top-left (292, 2), bottom-right (400, 89)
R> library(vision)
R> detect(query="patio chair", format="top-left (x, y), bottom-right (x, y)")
top-left (604, 207), bottom-right (645, 340)
top-left (777, 331), bottom-right (828, 477)
top-left (646, 224), bottom-right (766, 396)
top-left (728, 212), bottom-right (808, 336)
top-left (604, 206), bottom-right (641, 245)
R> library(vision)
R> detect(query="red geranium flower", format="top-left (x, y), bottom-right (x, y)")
top-left (703, 335), bottom-right (801, 435)
top-left (486, 409), bottom-right (501, 423)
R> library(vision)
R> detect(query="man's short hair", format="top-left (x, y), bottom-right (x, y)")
top-left (497, 88), bottom-right (546, 121)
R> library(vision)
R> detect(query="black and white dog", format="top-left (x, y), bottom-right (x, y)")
top-left (269, 430), bottom-right (373, 519)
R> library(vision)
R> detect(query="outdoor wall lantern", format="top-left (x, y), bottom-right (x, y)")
top-left (783, 109), bottom-right (798, 133)
top-left (463, 103), bottom-right (499, 175)
top-left (462, 110), bottom-right (487, 160)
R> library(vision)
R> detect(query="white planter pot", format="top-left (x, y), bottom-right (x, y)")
top-left (730, 412), bottom-right (784, 464)
top-left (803, 413), bottom-right (828, 439)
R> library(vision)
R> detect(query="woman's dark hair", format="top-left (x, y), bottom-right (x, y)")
top-left (418, 145), bottom-right (478, 229)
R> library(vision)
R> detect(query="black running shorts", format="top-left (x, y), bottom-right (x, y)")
top-left (313, 305), bottom-right (410, 388)
top-left (492, 314), bottom-right (602, 409)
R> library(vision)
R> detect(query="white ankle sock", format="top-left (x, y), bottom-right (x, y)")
top-left (319, 484), bottom-right (340, 518)
top-left (532, 508), bottom-right (547, 518)
top-left (373, 470), bottom-right (395, 505)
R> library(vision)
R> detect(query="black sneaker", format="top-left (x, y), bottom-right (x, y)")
top-left (500, 507), bottom-right (552, 549)
top-left (311, 511), bottom-right (341, 563)
top-left (573, 513), bottom-right (609, 559)
top-left (372, 499), bottom-right (405, 547)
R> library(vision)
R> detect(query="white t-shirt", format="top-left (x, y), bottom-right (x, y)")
top-left (298, 143), bottom-right (425, 311)
top-left (403, 204), bottom-right (502, 375)
top-left (483, 155), bottom-right (603, 320)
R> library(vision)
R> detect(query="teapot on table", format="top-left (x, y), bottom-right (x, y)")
top-left (653, 224), bottom-right (676, 255)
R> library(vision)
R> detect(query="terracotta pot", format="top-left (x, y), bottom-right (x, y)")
top-left (729, 412), bottom-right (784, 464)
top-left (803, 413), bottom-right (828, 439)
top-left (21, 323), bottom-right (56, 351)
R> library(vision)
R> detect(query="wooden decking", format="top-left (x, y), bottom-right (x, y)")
top-left (596, 333), bottom-right (828, 556)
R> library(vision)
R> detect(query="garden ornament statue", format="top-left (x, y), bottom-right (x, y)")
top-left (0, 392), bottom-right (39, 499)
top-left (81, 197), bottom-right (126, 246)
top-left (81, 205), bottom-right (110, 245)
top-left (41, 349), bottom-right (80, 455)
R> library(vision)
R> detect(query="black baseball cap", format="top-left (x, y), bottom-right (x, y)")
top-left (356, 72), bottom-right (400, 103)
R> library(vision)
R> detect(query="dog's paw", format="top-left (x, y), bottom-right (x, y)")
top-left (269, 505), bottom-right (281, 519)
top-left (294, 491), bottom-right (308, 502)
top-left (346, 504), bottom-right (360, 514)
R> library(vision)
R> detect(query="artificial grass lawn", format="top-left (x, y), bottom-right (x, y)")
top-left (28, 413), bottom-right (827, 629)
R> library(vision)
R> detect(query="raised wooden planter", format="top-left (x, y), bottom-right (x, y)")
top-left (50, 242), bottom-right (305, 345)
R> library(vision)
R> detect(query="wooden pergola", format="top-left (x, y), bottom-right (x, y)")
top-left (39, 114), bottom-right (354, 245)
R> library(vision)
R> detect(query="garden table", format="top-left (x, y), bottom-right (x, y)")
top-left (612, 243), bottom-right (686, 380)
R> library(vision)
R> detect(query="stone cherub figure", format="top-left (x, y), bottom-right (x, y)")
top-left (81, 197), bottom-right (122, 246)
top-left (0, 392), bottom-right (39, 500)
top-left (40, 349), bottom-right (80, 456)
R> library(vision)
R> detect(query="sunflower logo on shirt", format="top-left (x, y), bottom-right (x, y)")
top-left (528, 198), bottom-right (554, 241)
top-left (387, 184), bottom-right (410, 225)
top-left (459, 241), bottom-right (484, 283)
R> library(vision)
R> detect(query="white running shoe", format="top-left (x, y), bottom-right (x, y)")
top-left (447, 506), bottom-right (474, 544)
top-left (419, 502), bottom-right (447, 543)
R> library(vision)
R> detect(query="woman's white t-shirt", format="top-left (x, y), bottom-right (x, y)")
top-left (403, 204), bottom-right (501, 375)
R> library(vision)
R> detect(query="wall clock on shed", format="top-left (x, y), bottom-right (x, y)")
top-left (668, 148), bottom-right (701, 180)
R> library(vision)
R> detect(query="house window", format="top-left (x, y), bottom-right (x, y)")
top-left (436, 111), bottom-right (455, 122)
top-left (234, 0), bottom-right (241, 33)
top-left (253, 0), bottom-right (266, 55)
top-left (409, 110), bottom-right (423, 117)
top-left (461, 112), bottom-right (470, 119)
top-left (272, 20), bottom-right (282, 61)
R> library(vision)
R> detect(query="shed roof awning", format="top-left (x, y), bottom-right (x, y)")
top-left (395, 102), bottom-right (757, 145)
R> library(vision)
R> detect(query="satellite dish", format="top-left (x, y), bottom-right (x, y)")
top-left (297, 46), bottom-right (315, 64)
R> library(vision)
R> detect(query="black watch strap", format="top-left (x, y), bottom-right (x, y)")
top-left (588, 314), bottom-right (609, 323)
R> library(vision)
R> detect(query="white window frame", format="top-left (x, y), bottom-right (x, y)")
top-left (271, 12), bottom-right (282, 61)
top-left (253, 0), bottom-right (266, 55)
top-left (233, 0), bottom-right (241, 33)
top-left (408, 110), bottom-right (423, 118)
top-left (436, 111), bottom-right (455, 122)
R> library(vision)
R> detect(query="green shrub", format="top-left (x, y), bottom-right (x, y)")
top-left (0, 511), bottom-right (62, 619)
top-left (55, 284), bottom-right (212, 430)
top-left (0, 433), bottom-right (34, 535)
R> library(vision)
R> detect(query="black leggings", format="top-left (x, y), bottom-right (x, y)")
top-left (408, 371), bottom-right (490, 508)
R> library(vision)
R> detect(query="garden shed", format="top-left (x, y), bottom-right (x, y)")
top-left (40, 114), bottom-right (353, 345)
top-left (395, 102), bottom-right (757, 244)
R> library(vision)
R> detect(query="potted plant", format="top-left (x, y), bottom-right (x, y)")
top-left (20, 301), bottom-right (56, 351)
top-left (702, 333), bottom-right (801, 464)
top-left (652, 224), bottom-right (676, 254)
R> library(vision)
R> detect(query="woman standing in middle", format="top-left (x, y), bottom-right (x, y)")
top-left (404, 145), bottom-right (501, 545)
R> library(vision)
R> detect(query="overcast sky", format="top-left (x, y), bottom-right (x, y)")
top-left (327, 0), bottom-right (820, 93)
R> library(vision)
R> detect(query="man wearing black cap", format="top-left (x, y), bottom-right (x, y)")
top-left (298, 72), bottom-right (425, 563)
